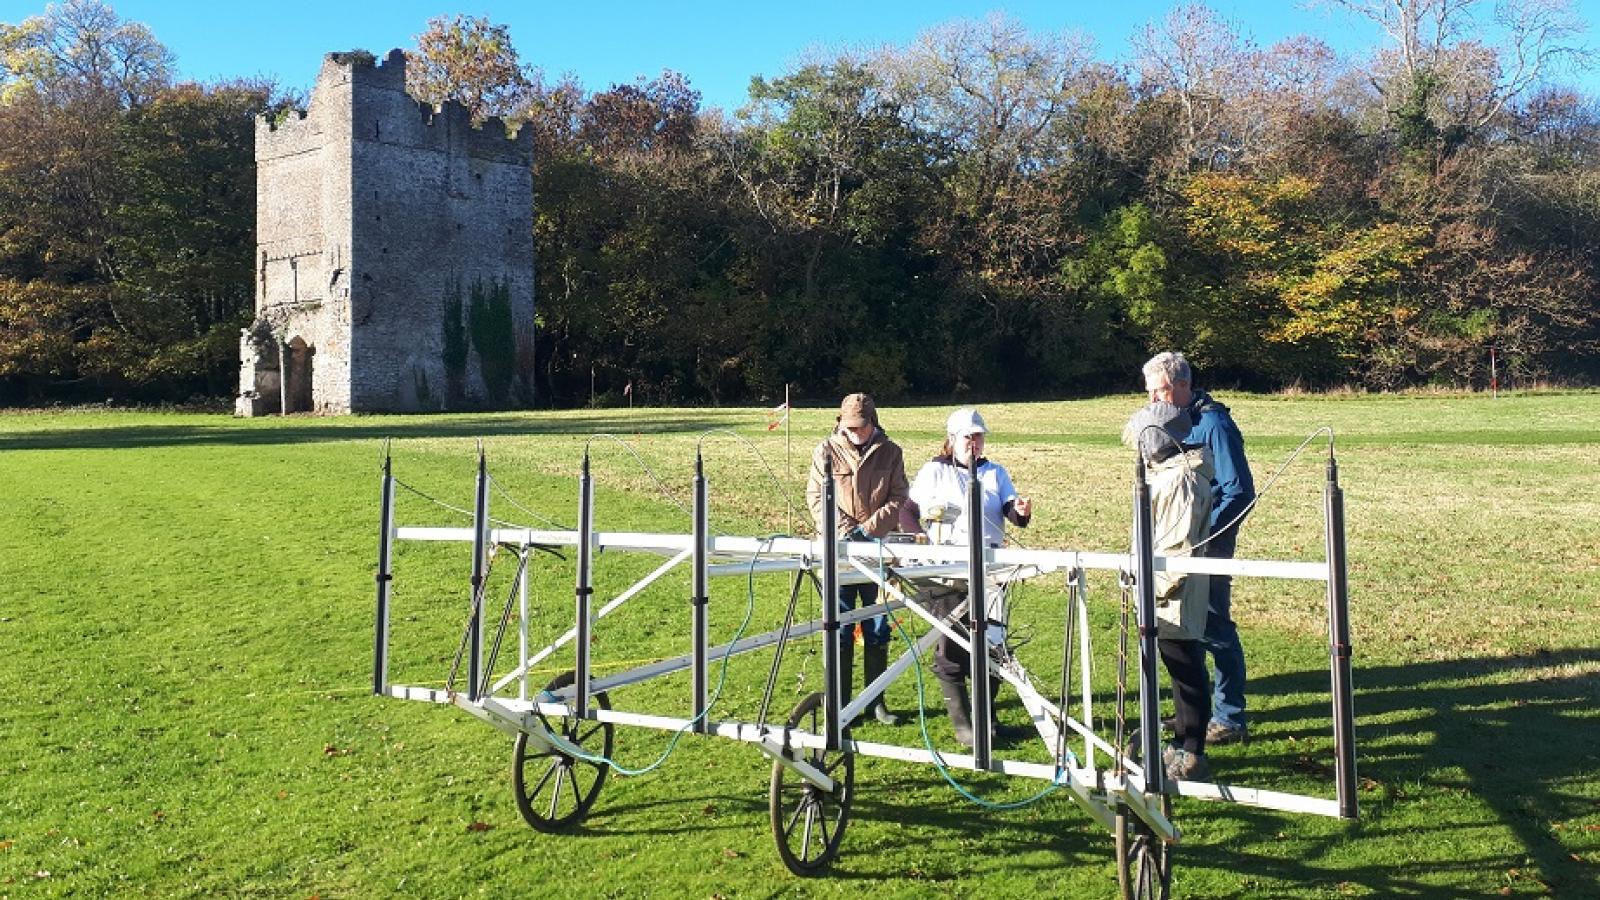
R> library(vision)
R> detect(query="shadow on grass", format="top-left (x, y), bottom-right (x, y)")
top-left (0, 413), bottom-right (739, 451)
top-left (573, 791), bottom-right (769, 838)
top-left (582, 770), bottom-right (1108, 886)
top-left (585, 648), bottom-right (1597, 895)
top-left (451, 646), bottom-right (1594, 895)
top-left (1177, 647), bottom-right (1600, 897)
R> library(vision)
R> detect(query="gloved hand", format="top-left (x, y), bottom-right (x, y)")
top-left (844, 526), bottom-right (868, 542)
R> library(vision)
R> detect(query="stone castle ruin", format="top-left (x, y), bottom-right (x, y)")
top-left (237, 49), bottom-right (534, 415)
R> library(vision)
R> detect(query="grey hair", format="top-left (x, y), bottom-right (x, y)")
top-left (1142, 351), bottom-right (1192, 386)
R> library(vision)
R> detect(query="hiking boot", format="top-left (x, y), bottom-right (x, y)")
top-left (1206, 720), bottom-right (1248, 746)
top-left (1164, 748), bottom-right (1212, 782)
top-left (1122, 732), bottom-right (1180, 767)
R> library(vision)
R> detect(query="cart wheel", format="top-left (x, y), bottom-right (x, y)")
top-left (769, 691), bottom-right (854, 876)
top-left (1115, 795), bottom-right (1173, 900)
top-left (512, 670), bottom-right (613, 833)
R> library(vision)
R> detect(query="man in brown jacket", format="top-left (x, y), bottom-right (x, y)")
top-left (805, 392), bottom-right (911, 725)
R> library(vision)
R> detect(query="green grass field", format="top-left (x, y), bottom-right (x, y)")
top-left (3, 392), bottom-right (1598, 898)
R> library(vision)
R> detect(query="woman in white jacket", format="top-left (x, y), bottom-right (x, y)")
top-left (909, 407), bottom-right (1032, 748)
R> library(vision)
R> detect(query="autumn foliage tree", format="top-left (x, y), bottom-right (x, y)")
top-left (405, 14), bottom-right (529, 124)
top-left (0, 1), bottom-right (274, 402)
top-left (1, 2), bottom-right (1596, 405)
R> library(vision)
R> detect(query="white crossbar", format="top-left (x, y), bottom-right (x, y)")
top-left (394, 526), bottom-right (1327, 581)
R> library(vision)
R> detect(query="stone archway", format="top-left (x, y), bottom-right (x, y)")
top-left (282, 336), bottom-right (316, 414)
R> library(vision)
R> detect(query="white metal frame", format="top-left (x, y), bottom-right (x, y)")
top-left (383, 529), bottom-right (1344, 842)
top-left (371, 436), bottom-right (1360, 882)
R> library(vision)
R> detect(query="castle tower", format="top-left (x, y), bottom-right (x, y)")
top-left (237, 49), bottom-right (535, 415)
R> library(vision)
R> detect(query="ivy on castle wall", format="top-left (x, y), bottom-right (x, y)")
top-left (440, 278), bottom-right (517, 406)
top-left (468, 278), bottom-right (516, 404)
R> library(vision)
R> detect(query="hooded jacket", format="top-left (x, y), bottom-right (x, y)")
top-left (1186, 390), bottom-right (1255, 539)
top-left (805, 428), bottom-right (911, 539)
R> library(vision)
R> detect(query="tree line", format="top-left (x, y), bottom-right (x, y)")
top-left (2, 0), bottom-right (1597, 407)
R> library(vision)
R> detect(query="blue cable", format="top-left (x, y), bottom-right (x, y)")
top-left (541, 534), bottom-right (1070, 808)
top-left (871, 536), bottom-right (1071, 810)
top-left (534, 536), bottom-right (775, 776)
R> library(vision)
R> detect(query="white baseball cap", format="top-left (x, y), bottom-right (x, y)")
top-left (946, 407), bottom-right (988, 438)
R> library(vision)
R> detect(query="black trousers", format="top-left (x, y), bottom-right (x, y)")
top-left (925, 585), bottom-right (981, 682)
top-left (1158, 638), bottom-right (1211, 754)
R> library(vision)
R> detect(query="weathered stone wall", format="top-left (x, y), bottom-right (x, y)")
top-left (241, 53), bottom-right (358, 414)
top-left (238, 49), bottom-right (534, 415)
top-left (346, 50), bottom-right (535, 411)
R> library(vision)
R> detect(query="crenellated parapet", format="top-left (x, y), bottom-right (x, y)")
top-left (256, 47), bottom-right (532, 165)
top-left (464, 113), bottom-right (532, 165)
top-left (341, 48), bottom-right (407, 91)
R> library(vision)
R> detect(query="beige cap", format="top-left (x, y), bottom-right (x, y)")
top-left (838, 393), bottom-right (876, 427)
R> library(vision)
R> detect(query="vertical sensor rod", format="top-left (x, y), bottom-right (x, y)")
top-left (468, 448), bottom-right (489, 702)
top-left (967, 456), bottom-right (992, 769)
top-left (692, 452), bottom-right (709, 734)
top-left (822, 455), bottom-right (842, 751)
top-left (1132, 455), bottom-right (1165, 794)
top-left (372, 451), bottom-right (395, 695)
top-left (576, 452), bottom-right (595, 719)
top-left (1325, 452), bottom-right (1358, 819)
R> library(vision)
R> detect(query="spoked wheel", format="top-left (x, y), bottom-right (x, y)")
top-left (512, 670), bottom-right (613, 832)
top-left (1115, 794), bottom-right (1173, 900)
top-left (769, 691), bottom-right (855, 875)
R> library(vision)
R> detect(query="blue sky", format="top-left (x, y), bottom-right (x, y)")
top-left (4, 0), bottom-right (1597, 110)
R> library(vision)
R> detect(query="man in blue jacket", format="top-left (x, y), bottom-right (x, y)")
top-left (1142, 351), bottom-right (1256, 745)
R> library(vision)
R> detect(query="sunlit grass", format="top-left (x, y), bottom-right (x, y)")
top-left (2, 391), bottom-right (1597, 897)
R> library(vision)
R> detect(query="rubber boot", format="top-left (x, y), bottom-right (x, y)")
top-left (836, 635), bottom-right (856, 727)
top-left (862, 645), bottom-right (900, 725)
top-left (940, 677), bottom-right (974, 748)
top-left (989, 677), bottom-right (1027, 742)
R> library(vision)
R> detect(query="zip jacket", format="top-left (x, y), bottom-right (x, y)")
top-left (1186, 390), bottom-right (1255, 538)
top-left (805, 428), bottom-right (911, 538)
